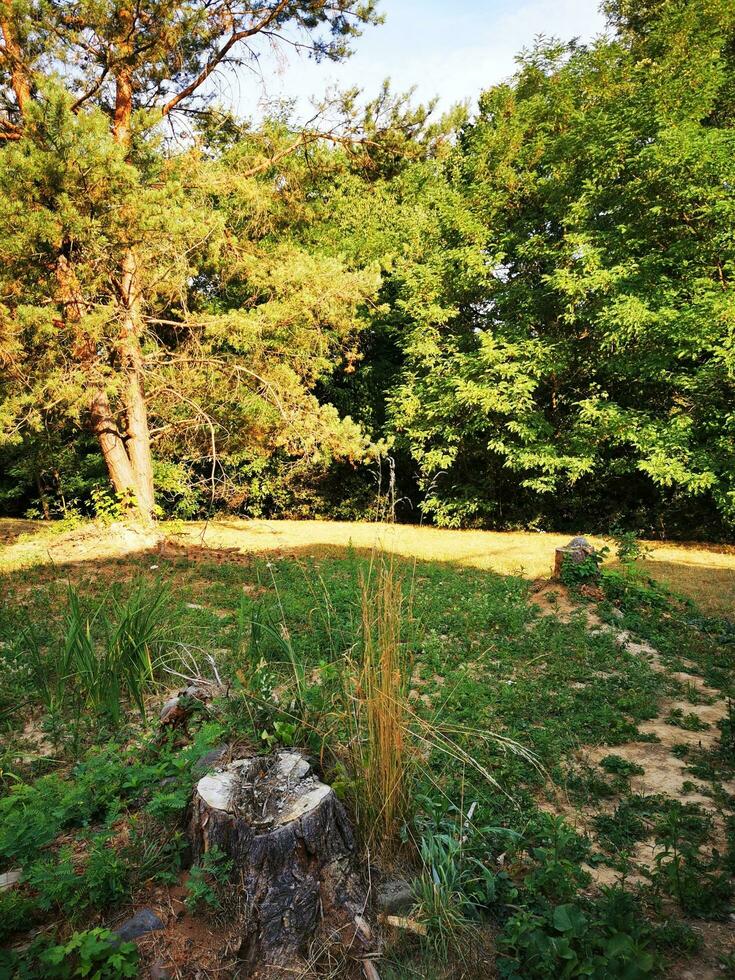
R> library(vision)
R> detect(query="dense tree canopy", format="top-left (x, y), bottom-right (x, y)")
top-left (1, 0), bottom-right (734, 537)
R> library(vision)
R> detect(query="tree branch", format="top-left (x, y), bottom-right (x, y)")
top-left (161, 0), bottom-right (292, 118)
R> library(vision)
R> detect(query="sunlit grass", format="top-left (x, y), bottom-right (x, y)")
top-left (1, 517), bottom-right (732, 617)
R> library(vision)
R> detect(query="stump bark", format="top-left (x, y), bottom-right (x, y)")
top-left (553, 535), bottom-right (596, 579)
top-left (188, 751), bottom-right (376, 978)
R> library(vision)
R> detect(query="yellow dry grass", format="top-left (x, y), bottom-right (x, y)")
top-left (170, 519), bottom-right (734, 617)
top-left (1, 517), bottom-right (733, 618)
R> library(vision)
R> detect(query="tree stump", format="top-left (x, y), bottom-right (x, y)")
top-left (188, 751), bottom-right (377, 978)
top-left (553, 535), bottom-right (596, 579)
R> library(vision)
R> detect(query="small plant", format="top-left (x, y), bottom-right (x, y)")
top-left (560, 547), bottom-right (609, 587)
top-left (185, 846), bottom-right (233, 914)
top-left (610, 530), bottom-right (651, 566)
top-left (498, 888), bottom-right (659, 979)
top-left (412, 806), bottom-right (517, 962)
top-left (345, 557), bottom-right (414, 856)
top-left (665, 708), bottom-right (709, 732)
top-left (90, 485), bottom-right (138, 523)
top-left (21, 580), bottom-right (179, 736)
top-left (39, 927), bottom-right (138, 978)
top-left (718, 699), bottom-right (735, 762)
top-left (599, 755), bottom-right (645, 778)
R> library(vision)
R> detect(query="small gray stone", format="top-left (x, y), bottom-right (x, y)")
top-left (113, 908), bottom-right (165, 942)
top-left (376, 877), bottom-right (414, 914)
top-left (193, 745), bottom-right (229, 773)
top-left (149, 960), bottom-right (173, 979)
top-left (159, 696), bottom-right (181, 722)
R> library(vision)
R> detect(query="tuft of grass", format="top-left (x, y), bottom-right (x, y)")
top-left (22, 579), bottom-right (179, 731)
top-left (346, 557), bottom-right (414, 857)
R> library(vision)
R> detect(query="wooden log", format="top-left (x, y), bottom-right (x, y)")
top-left (188, 751), bottom-right (376, 978)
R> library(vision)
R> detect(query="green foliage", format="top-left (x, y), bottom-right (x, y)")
top-left (0, 890), bottom-right (38, 944)
top-left (411, 806), bottom-right (519, 961)
top-left (21, 579), bottom-right (179, 733)
top-left (39, 929), bottom-right (138, 980)
top-left (560, 548), bottom-right (609, 588)
top-left (185, 846), bottom-right (234, 915)
top-left (610, 531), bottom-right (651, 566)
top-left (497, 889), bottom-right (660, 979)
top-left (385, 0), bottom-right (735, 534)
top-left (3, 928), bottom-right (139, 979)
top-left (1, 0), bottom-right (733, 533)
top-left (599, 755), bottom-right (645, 778)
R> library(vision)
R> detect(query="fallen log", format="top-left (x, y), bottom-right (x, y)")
top-left (188, 750), bottom-right (377, 978)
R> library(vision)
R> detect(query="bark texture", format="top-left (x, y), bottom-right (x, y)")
top-left (189, 751), bottom-right (377, 978)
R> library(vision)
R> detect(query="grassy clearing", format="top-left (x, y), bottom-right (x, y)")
top-left (0, 523), bottom-right (733, 977)
top-left (1, 516), bottom-right (732, 616)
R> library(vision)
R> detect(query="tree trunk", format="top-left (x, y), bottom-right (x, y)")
top-left (119, 248), bottom-right (155, 518)
top-left (90, 390), bottom-right (139, 499)
top-left (111, 54), bottom-right (156, 522)
top-left (56, 252), bottom-right (150, 516)
top-left (0, 0), bottom-right (31, 117)
top-left (188, 752), bottom-right (378, 979)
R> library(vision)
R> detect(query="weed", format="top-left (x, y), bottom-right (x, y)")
top-left (497, 888), bottom-right (659, 978)
top-left (185, 845), bottom-right (234, 915)
top-left (26, 927), bottom-right (138, 978)
top-left (599, 755), bottom-right (645, 778)
top-left (610, 530), bottom-right (651, 566)
top-left (20, 580), bottom-right (180, 739)
top-left (665, 708), bottom-right (709, 732)
top-left (345, 558), bottom-right (414, 855)
top-left (411, 804), bottom-right (518, 963)
top-left (560, 547), bottom-right (608, 588)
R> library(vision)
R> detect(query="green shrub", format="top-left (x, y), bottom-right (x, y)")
top-left (498, 889), bottom-right (659, 979)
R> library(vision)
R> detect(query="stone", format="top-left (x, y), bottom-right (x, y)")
top-left (376, 877), bottom-right (414, 914)
top-left (0, 869), bottom-right (22, 891)
top-left (113, 908), bottom-right (165, 942)
top-left (149, 960), bottom-right (173, 980)
top-left (192, 745), bottom-right (229, 774)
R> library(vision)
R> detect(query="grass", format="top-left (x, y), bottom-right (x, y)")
top-left (1, 516), bottom-right (733, 615)
top-left (0, 521), bottom-right (733, 978)
top-left (348, 557), bottom-right (414, 854)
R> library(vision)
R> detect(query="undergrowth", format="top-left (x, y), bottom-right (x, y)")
top-left (0, 538), bottom-right (732, 978)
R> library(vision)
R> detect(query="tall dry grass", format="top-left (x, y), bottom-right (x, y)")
top-left (347, 557), bottom-right (414, 856)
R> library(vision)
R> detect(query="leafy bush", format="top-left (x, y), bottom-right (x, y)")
top-left (498, 889), bottom-right (659, 979)
top-left (560, 548), bottom-right (608, 587)
top-left (2, 928), bottom-right (139, 979)
top-left (610, 530), bottom-right (651, 566)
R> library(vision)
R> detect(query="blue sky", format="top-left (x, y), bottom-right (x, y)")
top-left (224, 0), bottom-right (608, 122)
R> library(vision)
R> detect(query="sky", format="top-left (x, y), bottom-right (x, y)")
top-left (223, 0), bottom-right (608, 123)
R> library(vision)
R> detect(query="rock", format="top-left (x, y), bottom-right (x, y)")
top-left (376, 877), bottom-right (414, 914)
top-left (192, 745), bottom-right (229, 774)
top-left (149, 960), bottom-right (172, 980)
top-left (0, 869), bottom-right (22, 891)
top-left (113, 908), bottom-right (165, 942)
top-left (567, 536), bottom-right (595, 552)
